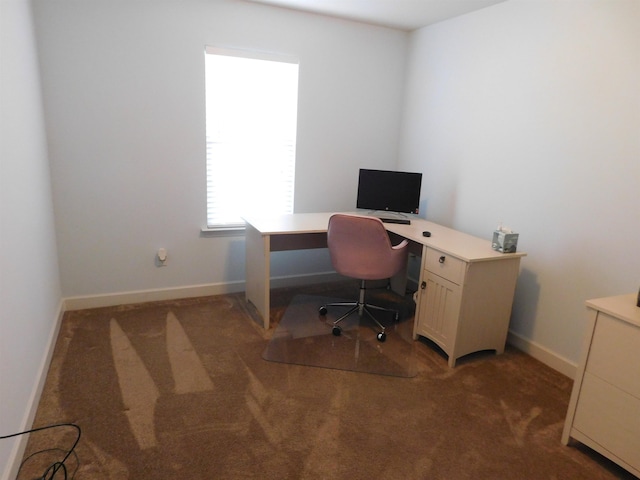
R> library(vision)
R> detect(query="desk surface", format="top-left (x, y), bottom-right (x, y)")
top-left (243, 212), bottom-right (525, 263)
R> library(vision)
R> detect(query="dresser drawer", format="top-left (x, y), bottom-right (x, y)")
top-left (573, 373), bottom-right (640, 471)
top-left (586, 312), bottom-right (640, 398)
top-left (425, 248), bottom-right (465, 285)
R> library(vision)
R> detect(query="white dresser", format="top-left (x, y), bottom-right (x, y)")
top-left (562, 293), bottom-right (640, 477)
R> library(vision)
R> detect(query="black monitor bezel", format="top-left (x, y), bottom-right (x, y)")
top-left (356, 168), bottom-right (422, 215)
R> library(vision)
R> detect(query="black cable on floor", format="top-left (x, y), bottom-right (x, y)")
top-left (1, 423), bottom-right (81, 479)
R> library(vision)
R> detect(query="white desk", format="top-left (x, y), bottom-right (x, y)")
top-left (244, 212), bottom-right (526, 365)
top-left (244, 212), bottom-right (333, 330)
top-left (244, 212), bottom-right (417, 328)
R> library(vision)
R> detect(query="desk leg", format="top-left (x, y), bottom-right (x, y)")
top-left (245, 224), bottom-right (271, 329)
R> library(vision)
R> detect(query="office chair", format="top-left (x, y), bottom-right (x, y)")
top-left (318, 213), bottom-right (409, 342)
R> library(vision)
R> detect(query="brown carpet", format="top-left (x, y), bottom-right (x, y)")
top-left (20, 281), bottom-right (636, 479)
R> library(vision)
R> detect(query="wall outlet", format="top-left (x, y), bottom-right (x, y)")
top-left (157, 248), bottom-right (168, 266)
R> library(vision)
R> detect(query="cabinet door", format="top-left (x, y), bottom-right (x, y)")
top-left (415, 271), bottom-right (461, 358)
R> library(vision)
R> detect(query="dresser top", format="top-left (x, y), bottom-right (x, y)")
top-left (587, 293), bottom-right (640, 327)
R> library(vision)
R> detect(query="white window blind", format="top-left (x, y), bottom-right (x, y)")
top-left (205, 47), bottom-right (299, 228)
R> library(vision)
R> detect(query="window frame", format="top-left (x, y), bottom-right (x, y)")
top-left (203, 46), bottom-right (299, 232)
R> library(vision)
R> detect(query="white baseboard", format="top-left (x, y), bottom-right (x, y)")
top-left (63, 272), bottom-right (343, 311)
top-left (3, 299), bottom-right (66, 480)
top-left (507, 330), bottom-right (577, 379)
top-left (64, 281), bottom-right (245, 311)
top-left (270, 272), bottom-right (343, 289)
top-left (64, 277), bottom-right (577, 380)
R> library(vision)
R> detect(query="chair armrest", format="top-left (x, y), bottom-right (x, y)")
top-left (392, 239), bottom-right (409, 250)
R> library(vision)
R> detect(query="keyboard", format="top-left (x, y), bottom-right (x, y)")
top-left (380, 217), bottom-right (411, 225)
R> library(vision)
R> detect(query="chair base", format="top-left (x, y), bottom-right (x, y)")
top-left (318, 280), bottom-right (400, 342)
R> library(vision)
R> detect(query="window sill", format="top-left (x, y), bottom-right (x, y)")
top-left (200, 225), bottom-right (246, 237)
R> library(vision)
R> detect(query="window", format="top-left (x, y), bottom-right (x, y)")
top-left (204, 47), bottom-right (299, 228)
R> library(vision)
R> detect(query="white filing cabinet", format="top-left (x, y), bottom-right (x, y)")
top-left (413, 245), bottom-right (522, 367)
top-left (562, 294), bottom-right (640, 477)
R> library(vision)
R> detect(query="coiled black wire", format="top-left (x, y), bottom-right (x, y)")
top-left (1, 423), bottom-right (81, 479)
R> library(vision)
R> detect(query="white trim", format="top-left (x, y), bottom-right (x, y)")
top-left (270, 272), bottom-right (342, 289)
top-left (205, 45), bottom-right (299, 65)
top-left (64, 281), bottom-right (245, 311)
top-left (507, 330), bottom-right (577, 379)
top-left (3, 300), bottom-right (66, 480)
top-left (63, 272), bottom-right (342, 311)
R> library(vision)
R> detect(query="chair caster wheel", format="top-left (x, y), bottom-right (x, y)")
top-left (319, 306), bottom-right (328, 315)
top-left (377, 332), bottom-right (386, 342)
top-left (332, 326), bottom-right (342, 336)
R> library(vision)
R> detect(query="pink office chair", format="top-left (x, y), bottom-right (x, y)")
top-left (318, 213), bottom-right (409, 342)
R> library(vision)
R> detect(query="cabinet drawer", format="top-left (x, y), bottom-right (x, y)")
top-left (573, 373), bottom-right (640, 471)
top-left (425, 248), bottom-right (465, 284)
top-left (586, 312), bottom-right (640, 398)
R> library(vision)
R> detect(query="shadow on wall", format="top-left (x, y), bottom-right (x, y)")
top-left (420, 185), bottom-right (459, 227)
top-left (510, 268), bottom-right (541, 340)
top-left (419, 198), bottom-right (428, 219)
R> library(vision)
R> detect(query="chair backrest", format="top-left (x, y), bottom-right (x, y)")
top-left (327, 214), bottom-right (409, 281)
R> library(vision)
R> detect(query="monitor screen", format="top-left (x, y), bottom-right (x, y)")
top-left (356, 168), bottom-right (422, 215)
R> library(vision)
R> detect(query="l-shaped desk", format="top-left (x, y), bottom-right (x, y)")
top-left (244, 212), bottom-right (526, 367)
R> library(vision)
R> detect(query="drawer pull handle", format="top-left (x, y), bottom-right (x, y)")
top-left (421, 281), bottom-right (426, 290)
top-left (439, 256), bottom-right (446, 264)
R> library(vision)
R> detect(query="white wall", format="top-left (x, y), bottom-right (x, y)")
top-left (31, 0), bottom-right (408, 300)
top-left (8, 4), bottom-right (636, 475)
top-left (6, 0), bottom-right (636, 476)
top-left (0, 0), bottom-right (63, 476)
top-left (400, 0), bottom-right (640, 373)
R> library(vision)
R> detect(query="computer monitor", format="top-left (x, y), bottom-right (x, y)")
top-left (356, 168), bottom-right (422, 215)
